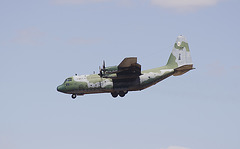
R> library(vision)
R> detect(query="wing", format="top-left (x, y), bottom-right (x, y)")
top-left (118, 57), bottom-right (137, 68)
top-left (117, 57), bottom-right (141, 78)
top-left (102, 57), bottom-right (141, 79)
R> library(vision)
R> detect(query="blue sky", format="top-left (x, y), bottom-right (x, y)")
top-left (0, 0), bottom-right (240, 149)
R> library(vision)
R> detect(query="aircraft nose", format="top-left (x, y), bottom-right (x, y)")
top-left (57, 85), bottom-right (65, 92)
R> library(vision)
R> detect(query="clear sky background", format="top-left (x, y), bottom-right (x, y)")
top-left (0, 0), bottom-right (240, 149)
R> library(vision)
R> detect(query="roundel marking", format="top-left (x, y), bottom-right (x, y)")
top-left (177, 41), bottom-right (181, 46)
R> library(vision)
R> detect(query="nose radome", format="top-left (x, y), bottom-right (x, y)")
top-left (57, 85), bottom-right (64, 92)
top-left (57, 85), bottom-right (60, 92)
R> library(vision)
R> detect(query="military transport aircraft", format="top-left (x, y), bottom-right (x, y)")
top-left (57, 35), bottom-right (194, 99)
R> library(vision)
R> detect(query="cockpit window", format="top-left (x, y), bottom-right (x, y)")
top-left (64, 78), bottom-right (72, 83)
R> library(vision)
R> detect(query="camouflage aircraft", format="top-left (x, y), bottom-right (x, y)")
top-left (57, 35), bottom-right (194, 99)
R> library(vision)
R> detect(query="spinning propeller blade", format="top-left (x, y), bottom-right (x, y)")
top-left (103, 60), bottom-right (106, 70)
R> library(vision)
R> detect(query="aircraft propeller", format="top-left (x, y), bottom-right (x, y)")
top-left (99, 66), bottom-right (103, 77)
top-left (103, 60), bottom-right (105, 70)
top-left (99, 60), bottom-right (106, 77)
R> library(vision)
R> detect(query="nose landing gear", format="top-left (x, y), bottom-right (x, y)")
top-left (71, 94), bottom-right (77, 99)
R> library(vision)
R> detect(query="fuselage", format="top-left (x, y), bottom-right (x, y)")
top-left (57, 35), bottom-right (194, 98)
top-left (57, 66), bottom-right (175, 96)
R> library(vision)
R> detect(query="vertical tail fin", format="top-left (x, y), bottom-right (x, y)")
top-left (166, 35), bottom-right (193, 76)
